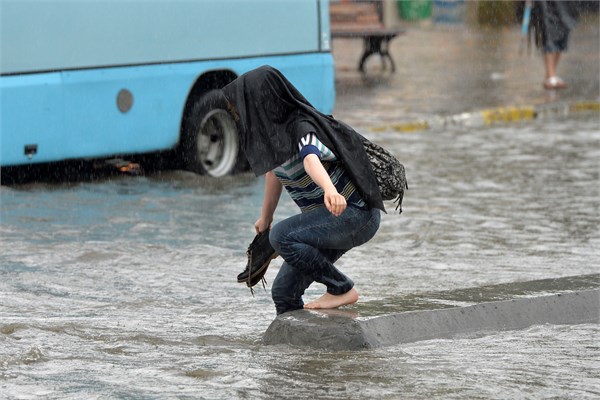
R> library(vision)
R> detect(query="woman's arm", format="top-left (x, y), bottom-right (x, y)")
top-left (255, 171), bottom-right (283, 233)
top-left (303, 154), bottom-right (347, 217)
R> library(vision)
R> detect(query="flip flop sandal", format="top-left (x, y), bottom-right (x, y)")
top-left (544, 76), bottom-right (567, 90)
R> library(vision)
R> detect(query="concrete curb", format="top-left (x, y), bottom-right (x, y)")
top-left (263, 274), bottom-right (599, 350)
top-left (369, 100), bottom-right (600, 133)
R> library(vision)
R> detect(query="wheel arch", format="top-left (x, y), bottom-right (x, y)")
top-left (180, 69), bottom-right (238, 141)
top-left (177, 68), bottom-right (249, 176)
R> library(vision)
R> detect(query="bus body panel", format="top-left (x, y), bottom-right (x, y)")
top-left (1, 73), bottom-right (66, 163)
top-left (1, 54), bottom-right (334, 166)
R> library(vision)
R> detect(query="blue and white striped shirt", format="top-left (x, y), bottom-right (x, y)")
top-left (273, 131), bottom-right (366, 213)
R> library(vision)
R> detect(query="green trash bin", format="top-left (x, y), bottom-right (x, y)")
top-left (398, 0), bottom-right (432, 20)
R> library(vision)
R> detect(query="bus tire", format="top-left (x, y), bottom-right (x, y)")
top-left (180, 90), bottom-right (240, 177)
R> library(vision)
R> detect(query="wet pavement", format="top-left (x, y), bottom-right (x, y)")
top-left (332, 12), bottom-right (599, 130)
top-left (2, 115), bottom-right (599, 399)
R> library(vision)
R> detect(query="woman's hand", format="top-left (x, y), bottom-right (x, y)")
top-left (255, 171), bottom-right (282, 234)
top-left (254, 217), bottom-right (272, 234)
top-left (324, 189), bottom-right (347, 217)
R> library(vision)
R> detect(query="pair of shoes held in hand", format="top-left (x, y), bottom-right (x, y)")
top-left (237, 230), bottom-right (278, 289)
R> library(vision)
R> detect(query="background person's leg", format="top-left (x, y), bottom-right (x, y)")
top-left (544, 52), bottom-right (560, 80)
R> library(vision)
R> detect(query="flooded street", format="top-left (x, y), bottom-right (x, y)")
top-left (1, 114), bottom-right (598, 398)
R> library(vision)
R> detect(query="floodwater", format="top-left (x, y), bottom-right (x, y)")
top-left (1, 115), bottom-right (599, 399)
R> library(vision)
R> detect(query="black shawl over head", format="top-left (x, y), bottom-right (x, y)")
top-left (221, 65), bottom-right (385, 212)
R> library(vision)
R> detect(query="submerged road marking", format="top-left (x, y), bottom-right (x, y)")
top-left (368, 100), bottom-right (600, 133)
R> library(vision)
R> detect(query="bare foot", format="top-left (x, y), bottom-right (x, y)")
top-left (304, 288), bottom-right (359, 310)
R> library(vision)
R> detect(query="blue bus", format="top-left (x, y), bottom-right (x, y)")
top-left (0, 0), bottom-right (335, 177)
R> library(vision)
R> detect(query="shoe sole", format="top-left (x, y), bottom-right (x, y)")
top-left (236, 253), bottom-right (278, 284)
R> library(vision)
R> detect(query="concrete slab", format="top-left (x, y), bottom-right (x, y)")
top-left (263, 274), bottom-right (599, 350)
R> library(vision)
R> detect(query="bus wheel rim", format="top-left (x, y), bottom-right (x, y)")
top-left (197, 109), bottom-right (238, 177)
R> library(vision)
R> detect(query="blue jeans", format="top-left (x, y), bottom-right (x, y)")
top-left (269, 205), bottom-right (380, 315)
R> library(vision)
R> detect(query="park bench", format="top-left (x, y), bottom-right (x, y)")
top-left (329, 1), bottom-right (405, 75)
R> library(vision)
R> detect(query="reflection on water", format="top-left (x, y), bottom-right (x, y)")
top-left (1, 116), bottom-right (599, 398)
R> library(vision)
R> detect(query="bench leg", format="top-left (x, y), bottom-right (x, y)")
top-left (359, 36), bottom-right (396, 75)
top-left (358, 37), bottom-right (381, 74)
top-left (381, 38), bottom-right (396, 73)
